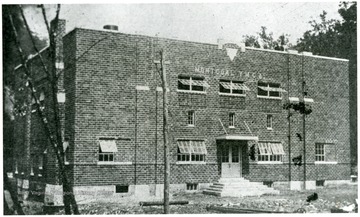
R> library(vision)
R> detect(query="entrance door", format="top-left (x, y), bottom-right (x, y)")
top-left (221, 143), bottom-right (242, 178)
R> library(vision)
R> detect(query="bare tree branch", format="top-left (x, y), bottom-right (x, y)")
top-left (19, 5), bottom-right (51, 80)
top-left (40, 4), bottom-right (50, 35)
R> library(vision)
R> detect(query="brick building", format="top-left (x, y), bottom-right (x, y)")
top-left (13, 20), bottom-right (351, 202)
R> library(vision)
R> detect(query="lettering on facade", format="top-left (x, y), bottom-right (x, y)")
top-left (195, 66), bottom-right (262, 80)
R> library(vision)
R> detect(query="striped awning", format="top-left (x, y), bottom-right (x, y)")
top-left (258, 142), bottom-right (285, 155)
top-left (99, 140), bottom-right (118, 152)
top-left (232, 83), bottom-right (250, 91)
top-left (258, 86), bottom-right (287, 92)
top-left (179, 79), bottom-right (209, 87)
top-left (177, 140), bottom-right (207, 154)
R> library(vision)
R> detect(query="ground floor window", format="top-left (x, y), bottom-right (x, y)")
top-left (99, 140), bottom-right (118, 162)
top-left (257, 142), bottom-right (285, 162)
top-left (315, 143), bottom-right (336, 162)
top-left (177, 140), bottom-right (207, 162)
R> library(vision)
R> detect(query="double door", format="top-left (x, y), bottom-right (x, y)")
top-left (220, 143), bottom-right (242, 178)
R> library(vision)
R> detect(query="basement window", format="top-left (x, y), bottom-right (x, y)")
top-left (263, 181), bottom-right (274, 188)
top-left (316, 180), bottom-right (325, 187)
top-left (178, 76), bottom-right (209, 93)
top-left (115, 185), bottom-right (129, 193)
top-left (98, 140), bottom-right (118, 162)
top-left (186, 183), bottom-right (198, 191)
top-left (257, 82), bottom-right (286, 99)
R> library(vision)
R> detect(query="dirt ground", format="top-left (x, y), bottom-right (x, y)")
top-left (9, 183), bottom-right (358, 214)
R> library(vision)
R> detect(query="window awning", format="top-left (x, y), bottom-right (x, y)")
top-left (258, 142), bottom-right (285, 155)
top-left (179, 79), bottom-right (209, 87)
top-left (177, 140), bottom-right (207, 154)
top-left (219, 82), bottom-right (232, 89)
top-left (178, 140), bottom-right (191, 154)
top-left (192, 80), bottom-right (209, 87)
top-left (258, 143), bottom-right (271, 155)
top-left (190, 141), bottom-right (207, 154)
top-left (216, 134), bottom-right (259, 141)
top-left (258, 86), bottom-right (287, 92)
top-left (269, 143), bottom-right (285, 155)
top-left (232, 83), bottom-right (250, 91)
top-left (99, 140), bottom-right (118, 152)
top-left (179, 79), bottom-right (191, 85)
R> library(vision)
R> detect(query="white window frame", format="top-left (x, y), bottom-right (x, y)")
top-left (315, 143), bottom-right (337, 164)
top-left (187, 110), bottom-right (195, 126)
top-left (219, 80), bottom-right (248, 96)
top-left (266, 114), bottom-right (273, 130)
top-left (177, 140), bottom-right (207, 164)
top-left (177, 76), bottom-right (208, 94)
top-left (229, 113), bottom-right (235, 128)
top-left (257, 82), bottom-right (284, 99)
top-left (257, 142), bottom-right (284, 163)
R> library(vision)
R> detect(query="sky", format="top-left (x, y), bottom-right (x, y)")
top-left (21, 1), bottom-right (343, 46)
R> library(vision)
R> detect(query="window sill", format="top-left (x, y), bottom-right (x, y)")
top-left (229, 126), bottom-right (235, 129)
top-left (176, 161), bottom-right (206, 165)
top-left (219, 92), bottom-right (246, 97)
top-left (267, 128), bottom-right (273, 130)
top-left (97, 162), bottom-right (132, 165)
top-left (257, 161), bottom-right (283, 164)
top-left (187, 124), bottom-right (195, 127)
top-left (314, 161), bottom-right (338, 164)
top-left (177, 90), bottom-right (207, 95)
top-left (257, 96), bottom-right (282, 100)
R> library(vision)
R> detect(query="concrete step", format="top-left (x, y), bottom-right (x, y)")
top-left (203, 177), bottom-right (280, 197)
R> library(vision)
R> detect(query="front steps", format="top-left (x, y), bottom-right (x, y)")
top-left (203, 178), bottom-right (280, 197)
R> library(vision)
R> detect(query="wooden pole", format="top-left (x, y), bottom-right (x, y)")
top-left (159, 49), bottom-right (170, 214)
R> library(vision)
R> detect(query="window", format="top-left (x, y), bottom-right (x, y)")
top-left (315, 143), bottom-right (325, 161)
top-left (99, 140), bottom-right (118, 162)
top-left (257, 142), bottom-right (285, 162)
top-left (177, 140), bottom-right (207, 162)
top-left (229, 113), bottom-right (235, 128)
top-left (219, 80), bottom-right (249, 95)
top-left (315, 143), bottom-right (336, 162)
top-left (187, 110), bottom-right (195, 126)
top-left (257, 82), bottom-right (286, 98)
top-left (186, 183), bottom-right (198, 191)
top-left (115, 185), bottom-right (129, 193)
top-left (316, 180), bottom-right (325, 187)
top-left (266, 114), bottom-right (273, 129)
top-left (178, 76), bottom-right (209, 92)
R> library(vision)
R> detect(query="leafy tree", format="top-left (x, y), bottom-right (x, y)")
top-left (243, 26), bottom-right (292, 51)
top-left (295, 2), bottom-right (357, 169)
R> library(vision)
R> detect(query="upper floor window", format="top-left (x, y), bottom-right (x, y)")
top-left (257, 82), bottom-right (285, 98)
top-left (229, 113), bottom-right (235, 128)
top-left (258, 142), bottom-right (285, 162)
top-left (219, 80), bottom-right (249, 95)
top-left (187, 110), bottom-right (195, 126)
top-left (266, 114), bottom-right (273, 130)
top-left (99, 140), bottom-right (118, 162)
top-left (178, 76), bottom-right (209, 93)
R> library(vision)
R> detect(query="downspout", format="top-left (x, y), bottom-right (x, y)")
top-left (134, 39), bottom-right (139, 185)
top-left (301, 53), bottom-right (306, 190)
top-left (287, 52), bottom-right (291, 185)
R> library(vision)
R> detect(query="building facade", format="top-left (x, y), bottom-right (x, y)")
top-left (13, 20), bottom-right (351, 203)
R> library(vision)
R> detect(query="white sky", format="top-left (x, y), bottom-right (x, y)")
top-left (19, 1), bottom-right (343, 45)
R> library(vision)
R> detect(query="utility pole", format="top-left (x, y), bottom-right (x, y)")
top-left (159, 49), bottom-right (170, 214)
top-left (287, 53), bottom-right (292, 186)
